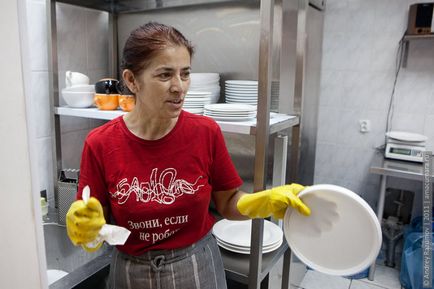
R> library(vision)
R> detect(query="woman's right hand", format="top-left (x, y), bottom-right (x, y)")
top-left (66, 197), bottom-right (106, 246)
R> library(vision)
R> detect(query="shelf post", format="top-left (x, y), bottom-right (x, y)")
top-left (47, 0), bottom-right (62, 205)
top-left (289, 0), bottom-right (307, 183)
top-left (108, 12), bottom-right (118, 78)
top-left (250, 0), bottom-right (274, 288)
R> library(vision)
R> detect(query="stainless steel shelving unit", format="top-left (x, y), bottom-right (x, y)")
top-left (47, 1), bottom-right (306, 288)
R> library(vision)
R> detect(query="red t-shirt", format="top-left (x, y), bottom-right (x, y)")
top-left (77, 111), bottom-right (243, 256)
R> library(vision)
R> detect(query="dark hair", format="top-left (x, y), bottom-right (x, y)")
top-left (120, 22), bottom-right (194, 76)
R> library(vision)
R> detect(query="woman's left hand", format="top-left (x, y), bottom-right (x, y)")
top-left (236, 183), bottom-right (311, 219)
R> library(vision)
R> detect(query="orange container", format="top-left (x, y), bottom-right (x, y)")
top-left (119, 95), bottom-right (136, 112)
top-left (94, 94), bottom-right (119, 110)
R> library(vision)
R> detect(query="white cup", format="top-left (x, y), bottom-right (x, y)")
top-left (66, 71), bottom-right (90, 88)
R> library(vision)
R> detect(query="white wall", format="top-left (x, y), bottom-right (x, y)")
top-left (315, 0), bottom-right (434, 215)
top-left (0, 0), bottom-right (46, 288)
top-left (26, 0), bottom-right (108, 207)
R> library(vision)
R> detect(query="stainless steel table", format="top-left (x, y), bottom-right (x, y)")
top-left (368, 153), bottom-right (434, 280)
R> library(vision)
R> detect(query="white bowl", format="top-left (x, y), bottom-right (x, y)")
top-left (65, 71), bottom-right (90, 87)
top-left (190, 73), bottom-right (220, 83)
top-left (284, 184), bottom-right (382, 276)
top-left (63, 84), bottom-right (95, 93)
top-left (61, 90), bottom-right (94, 108)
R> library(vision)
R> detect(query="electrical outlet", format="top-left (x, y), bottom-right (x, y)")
top-left (359, 120), bottom-right (370, 133)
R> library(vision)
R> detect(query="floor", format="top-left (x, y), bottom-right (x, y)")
top-left (267, 258), bottom-right (404, 289)
top-left (292, 265), bottom-right (402, 289)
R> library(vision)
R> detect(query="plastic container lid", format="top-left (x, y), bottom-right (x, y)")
top-left (284, 184), bottom-right (382, 276)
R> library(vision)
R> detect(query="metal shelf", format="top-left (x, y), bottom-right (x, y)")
top-left (48, 1), bottom-right (304, 288)
top-left (221, 243), bottom-right (288, 284)
top-left (56, 0), bottom-right (258, 13)
top-left (401, 33), bottom-right (434, 68)
top-left (55, 107), bottom-right (299, 135)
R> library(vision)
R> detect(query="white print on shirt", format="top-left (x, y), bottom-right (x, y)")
top-left (127, 215), bottom-right (189, 230)
top-left (139, 228), bottom-right (180, 243)
top-left (110, 168), bottom-right (204, 205)
top-left (132, 214), bottom-right (189, 244)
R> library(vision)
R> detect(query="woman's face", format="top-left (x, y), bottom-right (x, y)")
top-left (133, 45), bottom-right (191, 119)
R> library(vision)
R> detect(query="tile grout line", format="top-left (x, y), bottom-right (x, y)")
top-left (357, 278), bottom-right (394, 289)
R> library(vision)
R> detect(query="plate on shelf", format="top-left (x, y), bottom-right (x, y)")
top-left (283, 184), bottom-right (382, 276)
top-left (205, 113), bottom-right (256, 117)
top-left (213, 219), bottom-right (283, 248)
top-left (225, 80), bottom-right (258, 86)
top-left (204, 115), bottom-right (256, 122)
top-left (183, 108), bottom-right (203, 114)
top-left (216, 238), bottom-right (283, 254)
top-left (204, 103), bottom-right (257, 112)
top-left (215, 234), bottom-right (282, 250)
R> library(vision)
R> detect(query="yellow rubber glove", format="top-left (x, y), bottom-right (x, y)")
top-left (237, 183), bottom-right (310, 219)
top-left (66, 197), bottom-right (106, 252)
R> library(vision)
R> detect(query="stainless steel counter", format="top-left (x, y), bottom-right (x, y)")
top-left (370, 153), bottom-right (434, 181)
top-left (368, 152), bottom-right (433, 280)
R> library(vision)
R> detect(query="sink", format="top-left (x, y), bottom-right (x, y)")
top-left (43, 223), bottom-right (111, 288)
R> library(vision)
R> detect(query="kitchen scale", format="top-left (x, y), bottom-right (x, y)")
top-left (385, 131), bottom-right (428, 163)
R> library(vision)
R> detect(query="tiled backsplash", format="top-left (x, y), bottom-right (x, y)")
top-left (26, 0), bottom-right (109, 206)
top-left (315, 0), bottom-right (434, 216)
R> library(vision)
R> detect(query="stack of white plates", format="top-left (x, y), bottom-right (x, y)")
top-left (225, 80), bottom-right (258, 106)
top-left (203, 103), bottom-right (256, 122)
top-left (183, 91), bottom-right (212, 115)
top-left (213, 219), bottom-right (283, 254)
top-left (189, 73), bottom-right (221, 104)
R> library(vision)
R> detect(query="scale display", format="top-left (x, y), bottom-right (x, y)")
top-left (389, 147), bottom-right (412, 156)
top-left (385, 143), bottom-right (425, 163)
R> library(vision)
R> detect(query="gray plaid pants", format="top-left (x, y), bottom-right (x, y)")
top-left (107, 232), bottom-right (227, 289)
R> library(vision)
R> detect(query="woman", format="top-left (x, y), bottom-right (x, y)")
top-left (66, 22), bottom-right (310, 289)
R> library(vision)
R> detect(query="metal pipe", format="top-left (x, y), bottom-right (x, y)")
top-left (288, 0), bottom-right (307, 182)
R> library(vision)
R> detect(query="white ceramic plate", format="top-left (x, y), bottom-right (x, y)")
top-left (225, 95), bottom-right (258, 100)
top-left (204, 103), bottom-right (257, 112)
top-left (226, 80), bottom-right (258, 86)
top-left (385, 131), bottom-right (427, 142)
top-left (225, 86), bottom-right (258, 91)
top-left (184, 99), bottom-right (211, 103)
top-left (215, 234), bottom-right (282, 249)
top-left (205, 116), bottom-right (255, 122)
top-left (226, 93), bottom-right (258, 98)
top-left (284, 184), bottom-right (382, 276)
top-left (183, 108), bottom-right (203, 114)
top-left (216, 238), bottom-right (283, 254)
top-left (213, 219), bottom-right (283, 247)
top-left (204, 113), bottom-right (256, 118)
top-left (225, 102), bottom-right (257, 106)
top-left (225, 84), bottom-right (258, 91)
top-left (204, 110), bottom-right (256, 115)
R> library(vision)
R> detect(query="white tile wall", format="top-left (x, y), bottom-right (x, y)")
top-left (315, 0), bottom-right (434, 213)
top-left (30, 71), bottom-right (51, 138)
top-left (26, 0), bottom-right (48, 71)
top-left (26, 0), bottom-right (109, 205)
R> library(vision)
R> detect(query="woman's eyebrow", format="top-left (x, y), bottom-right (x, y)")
top-left (154, 66), bottom-right (191, 72)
